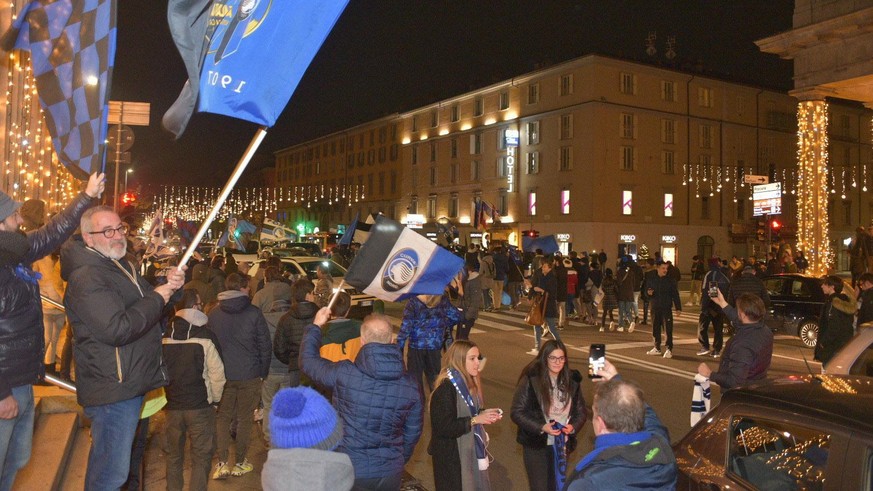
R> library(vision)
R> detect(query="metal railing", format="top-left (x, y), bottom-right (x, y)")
top-left (39, 295), bottom-right (76, 393)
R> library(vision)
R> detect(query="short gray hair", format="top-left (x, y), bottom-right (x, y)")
top-left (593, 378), bottom-right (645, 433)
top-left (80, 205), bottom-right (116, 233)
top-left (360, 314), bottom-right (393, 344)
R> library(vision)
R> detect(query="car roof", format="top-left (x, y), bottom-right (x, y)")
top-left (763, 273), bottom-right (821, 281)
top-left (723, 375), bottom-right (873, 433)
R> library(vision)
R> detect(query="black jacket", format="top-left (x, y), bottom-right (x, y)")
top-left (274, 300), bottom-right (319, 371)
top-left (61, 234), bottom-right (170, 407)
top-left (859, 288), bottom-right (873, 327)
top-left (728, 272), bottom-right (772, 311)
top-left (815, 292), bottom-right (856, 364)
top-left (208, 290), bottom-right (272, 380)
top-left (511, 369), bottom-right (587, 452)
top-left (0, 192), bottom-right (93, 400)
top-left (644, 274), bottom-right (681, 313)
top-left (538, 270), bottom-right (558, 318)
top-left (710, 305), bottom-right (773, 389)
top-left (162, 309), bottom-right (225, 410)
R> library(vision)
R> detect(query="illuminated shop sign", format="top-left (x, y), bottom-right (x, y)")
top-left (661, 235), bottom-right (677, 243)
top-left (556, 233), bottom-right (571, 242)
top-left (619, 234), bottom-right (636, 243)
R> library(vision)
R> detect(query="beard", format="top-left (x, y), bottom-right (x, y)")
top-left (93, 239), bottom-right (127, 260)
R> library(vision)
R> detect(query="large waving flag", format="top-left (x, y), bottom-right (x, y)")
top-left (260, 217), bottom-right (296, 243)
top-left (337, 211), bottom-right (359, 246)
top-left (344, 216), bottom-right (464, 302)
top-left (522, 235), bottom-right (561, 255)
top-left (164, 0), bottom-right (349, 135)
top-left (1, 0), bottom-right (117, 179)
top-left (163, 0), bottom-right (213, 138)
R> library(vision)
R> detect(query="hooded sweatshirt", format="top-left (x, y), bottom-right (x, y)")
top-left (262, 448), bottom-right (354, 491)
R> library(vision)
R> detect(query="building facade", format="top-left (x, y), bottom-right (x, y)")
top-left (274, 54), bottom-right (872, 269)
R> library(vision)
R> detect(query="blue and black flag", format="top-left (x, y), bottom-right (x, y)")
top-left (344, 216), bottom-right (464, 302)
top-left (1, 0), bottom-right (117, 179)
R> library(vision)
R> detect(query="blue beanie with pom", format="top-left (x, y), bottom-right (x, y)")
top-left (269, 387), bottom-right (343, 450)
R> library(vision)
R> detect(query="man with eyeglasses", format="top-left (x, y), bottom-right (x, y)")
top-left (61, 205), bottom-right (186, 490)
top-left (0, 173), bottom-right (104, 489)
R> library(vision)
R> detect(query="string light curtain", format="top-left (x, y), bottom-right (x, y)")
top-left (796, 100), bottom-right (831, 276)
top-left (3, 4), bottom-right (78, 216)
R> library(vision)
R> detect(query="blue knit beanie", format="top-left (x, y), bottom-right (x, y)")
top-left (269, 387), bottom-right (343, 450)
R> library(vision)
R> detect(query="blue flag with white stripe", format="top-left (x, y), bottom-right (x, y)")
top-left (344, 216), bottom-right (464, 302)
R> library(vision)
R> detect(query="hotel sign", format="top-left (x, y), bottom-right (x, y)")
top-left (505, 129), bottom-right (518, 192)
top-left (406, 214), bottom-right (425, 229)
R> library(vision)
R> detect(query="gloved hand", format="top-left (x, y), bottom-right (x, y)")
top-left (0, 231), bottom-right (29, 268)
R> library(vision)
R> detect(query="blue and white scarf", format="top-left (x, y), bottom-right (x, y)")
top-left (447, 368), bottom-right (486, 463)
top-left (551, 420), bottom-right (568, 490)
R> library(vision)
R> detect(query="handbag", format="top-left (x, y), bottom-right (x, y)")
top-left (524, 292), bottom-right (548, 326)
top-left (593, 289), bottom-right (605, 306)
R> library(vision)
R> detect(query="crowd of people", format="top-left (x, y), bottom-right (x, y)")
top-left (2, 175), bottom-right (872, 490)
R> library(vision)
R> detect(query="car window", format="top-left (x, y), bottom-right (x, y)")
top-left (728, 417), bottom-right (828, 490)
top-left (764, 278), bottom-right (785, 297)
top-left (850, 342), bottom-right (873, 377)
top-left (296, 260), bottom-right (347, 279)
top-left (790, 280), bottom-right (813, 297)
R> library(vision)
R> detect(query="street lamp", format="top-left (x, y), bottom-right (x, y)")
top-left (124, 168), bottom-right (133, 190)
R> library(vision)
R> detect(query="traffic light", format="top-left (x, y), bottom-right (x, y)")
top-left (770, 218), bottom-right (782, 240)
top-left (756, 221), bottom-right (765, 241)
top-left (522, 230), bottom-right (539, 238)
top-left (120, 192), bottom-right (137, 207)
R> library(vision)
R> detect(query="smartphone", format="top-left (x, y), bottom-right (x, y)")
top-left (708, 281), bottom-right (719, 297)
top-left (588, 344), bottom-right (606, 379)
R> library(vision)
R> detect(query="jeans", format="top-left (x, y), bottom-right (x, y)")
top-left (698, 310), bottom-right (724, 353)
top-left (407, 348), bottom-right (442, 393)
top-left (125, 416), bottom-right (149, 491)
top-left (216, 379), bottom-right (262, 463)
top-left (652, 310), bottom-right (675, 350)
top-left (0, 385), bottom-right (35, 491)
top-left (557, 302), bottom-right (567, 328)
top-left (618, 301), bottom-right (634, 327)
top-left (83, 395), bottom-right (144, 491)
top-left (165, 408), bottom-right (215, 491)
top-left (535, 317), bottom-right (561, 349)
top-left (353, 472), bottom-right (402, 491)
top-left (261, 372), bottom-right (290, 444)
top-left (632, 291), bottom-right (641, 321)
top-left (43, 312), bottom-right (66, 365)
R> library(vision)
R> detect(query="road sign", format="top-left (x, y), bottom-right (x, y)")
top-left (744, 174), bottom-right (769, 185)
top-left (753, 182), bottom-right (781, 216)
top-left (107, 125), bottom-right (135, 152)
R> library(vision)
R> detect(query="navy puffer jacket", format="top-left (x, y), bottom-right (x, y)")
top-left (0, 193), bottom-right (93, 400)
top-left (300, 325), bottom-right (424, 479)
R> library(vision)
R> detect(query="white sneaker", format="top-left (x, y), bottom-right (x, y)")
top-left (598, 326), bottom-right (605, 332)
top-left (609, 322), bottom-right (615, 332)
top-left (527, 348), bottom-right (539, 355)
top-left (213, 462), bottom-right (230, 480)
top-left (697, 348), bottom-right (711, 356)
top-left (663, 349), bottom-right (673, 359)
top-left (617, 326), bottom-right (624, 332)
top-left (712, 351), bottom-right (721, 359)
top-left (628, 322), bottom-right (635, 333)
top-left (646, 347), bottom-right (661, 355)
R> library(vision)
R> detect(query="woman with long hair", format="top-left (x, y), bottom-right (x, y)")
top-left (429, 340), bottom-right (502, 491)
top-left (511, 340), bottom-right (587, 491)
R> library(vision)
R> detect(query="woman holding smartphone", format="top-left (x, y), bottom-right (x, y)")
top-left (429, 340), bottom-right (502, 490)
top-left (511, 340), bottom-right (588, 491)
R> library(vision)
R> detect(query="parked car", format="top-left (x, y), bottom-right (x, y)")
top-left (674, 374), bottom-right (873, 490)
top-left (762, 274), bottom-right (825, 348)
top-left (248, 256), bottom-right (376, 319)
top-left (825, 327), bottom-right (873, 376)
top-left (270, 243), bottom-right (323, 257)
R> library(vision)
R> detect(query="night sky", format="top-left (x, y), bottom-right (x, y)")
top-left (113, 1), bottom-right (794, 190)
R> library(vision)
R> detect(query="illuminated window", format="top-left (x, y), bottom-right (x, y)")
top-left (664, 193), bottom-right (673, 217)
top-left (529, 191), bottom-right (537, 216)
top-left (622, 190), bottom-right (633, 215)
top-left (561, 189), bottom-right (570, 214)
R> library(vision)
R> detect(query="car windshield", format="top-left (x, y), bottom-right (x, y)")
top-left (297, 260), bottom-right (347, 279)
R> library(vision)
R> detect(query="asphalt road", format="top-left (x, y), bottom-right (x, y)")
top-left (142, 292), bottom-right (818, 490)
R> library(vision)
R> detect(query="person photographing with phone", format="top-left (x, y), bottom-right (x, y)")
top-left (564, 358), bottom-right (676, 490)
top-left (511, 340), bottom-right (588, 491)
top-left (697, 257), bottom-right (731, 358)
top-left (697, 290), bottom-right (773, 389)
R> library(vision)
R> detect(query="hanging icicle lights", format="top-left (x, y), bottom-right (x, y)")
top-left (796, 100), bottom-right (832, 276)
top-left (155, 184), bottom-right (365, 222)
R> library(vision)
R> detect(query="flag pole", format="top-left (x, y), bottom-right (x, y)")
top-left (177, 127), bottom-right (268, 270)
top-left (326, 279), bottom-right (347, 312)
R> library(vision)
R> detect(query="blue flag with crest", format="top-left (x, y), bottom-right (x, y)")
top-left (193, 0), bottom-right (348, 127)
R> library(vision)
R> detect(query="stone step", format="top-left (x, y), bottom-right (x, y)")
top-left (58, 425), bottom-right (91, 491)
top-left (14, 411), bottom-right (79, 491)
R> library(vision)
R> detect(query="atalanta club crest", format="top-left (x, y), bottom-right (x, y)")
top-left (382, 249), bottom-right (419, 292)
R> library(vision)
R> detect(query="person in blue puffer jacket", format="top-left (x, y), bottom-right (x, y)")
top-left (397, 293), bottom-right (461, 392)
top-left (301, 310), bottom-right (423, 490)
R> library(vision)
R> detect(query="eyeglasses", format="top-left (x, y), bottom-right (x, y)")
top-left (87, 224), bottom-right (129, 239)
top-left (547, 356), bottom-right (566, 362)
